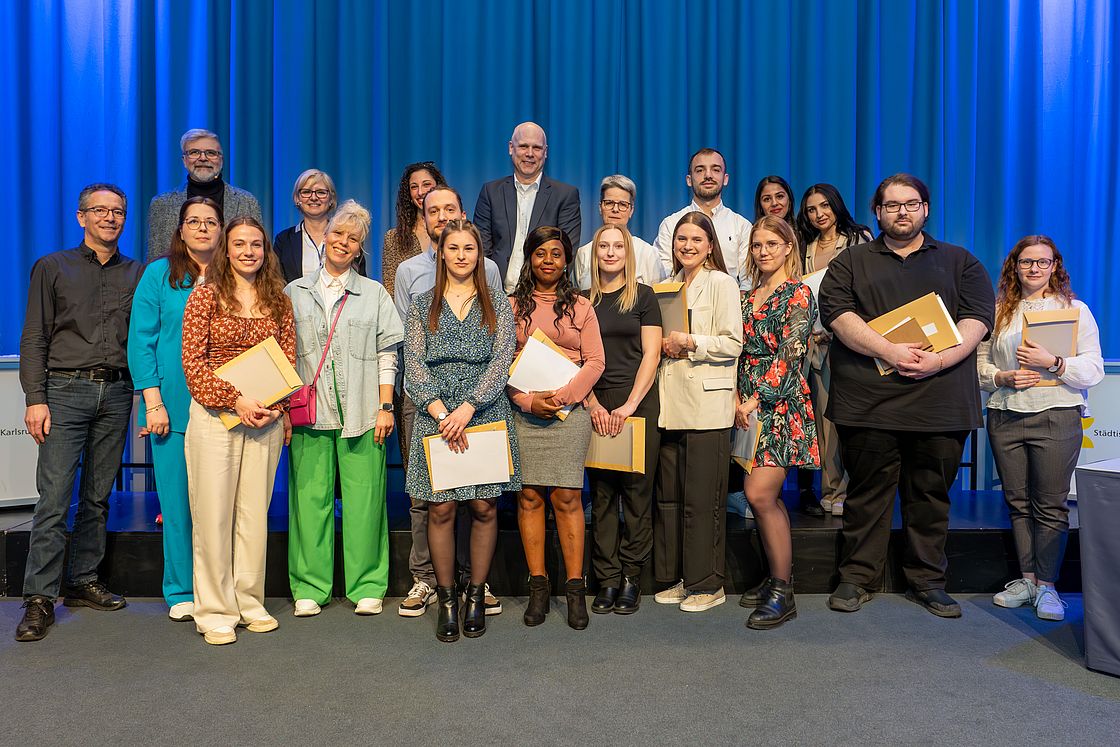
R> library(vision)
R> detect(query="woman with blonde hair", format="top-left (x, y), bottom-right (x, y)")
top-left (274, 169), bottom-right (338, 283)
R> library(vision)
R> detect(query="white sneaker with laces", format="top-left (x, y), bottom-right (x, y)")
top-left (993, 578), bottom-right (1037, 609)
top-left (679, 588), bottom-right (726, 612)
top-left (398, 579), bottom-right (435, 617)
top-left (1034, 586), bottom-right (1067, 621)
top-left (654, 581), bottom-right (687, 604)
top-left (355, 598), bottom-right (383, 615)
top-left (168, 601), bottom-right (194, 621)
top-left (483, 583), bottom-right (502, 615)
top-left (294, 599), bottom-right (321, 617)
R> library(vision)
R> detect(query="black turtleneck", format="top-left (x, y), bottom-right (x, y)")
top-left (187, 174), bottom-right (225, 211)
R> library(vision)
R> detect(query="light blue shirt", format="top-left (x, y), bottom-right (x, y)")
top-left (393, 246), bottom-right (504, 323)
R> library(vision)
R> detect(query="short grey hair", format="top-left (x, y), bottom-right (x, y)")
top-left (599, 174), bottom-right (637, 203)
top-left (78, 183), bottom-right (128, 213)
top-left (180, 128), bottom-right (221, 152)
top-left (326, 199), bottom-right (371, 247)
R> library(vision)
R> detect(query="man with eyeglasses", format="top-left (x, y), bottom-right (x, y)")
top-left (572, 175), bottom-right (665, 290)
top-left (146, 128), bottom-right (262, 261)
top-left (652, 148), bottom-right (752, 289)
top-left (15, 183), bottom-right (145, 642)
top-left (473, 122), bottom-right (581, 291)
top-left (818, 173), bottom-right (994, 619)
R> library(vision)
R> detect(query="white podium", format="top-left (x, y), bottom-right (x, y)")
top-left (0, 356), bottom-right (38, 507)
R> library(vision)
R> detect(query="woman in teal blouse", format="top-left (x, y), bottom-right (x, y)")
top-left (127, 196), bottom-right (222, 621)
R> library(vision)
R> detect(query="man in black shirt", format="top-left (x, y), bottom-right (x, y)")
top-left (819, 174), bottom-right (994, 618)
top-left (16, 183), bottom-right (144, 642)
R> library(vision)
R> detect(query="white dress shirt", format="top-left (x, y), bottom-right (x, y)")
top-left (320, 268), bottom-right (398, 386)
top-left (652, 200), bottom-right (753, 290)
top-left (503, 173), bottom-right (542, 292)
top-left (301, 222), bottom-right (325, 275)
top-left (574, 234), bottom-right (666, 290)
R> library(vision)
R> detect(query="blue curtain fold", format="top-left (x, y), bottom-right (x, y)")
top-left (3, 0), bottom-right (1117, 353)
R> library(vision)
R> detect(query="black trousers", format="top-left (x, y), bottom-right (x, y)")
top-left (588, 386), bottom-right (661, 586)
top-left (836, 426), bottom-right (968, 591)
top-left (655, 427), bottom-right (730, 592)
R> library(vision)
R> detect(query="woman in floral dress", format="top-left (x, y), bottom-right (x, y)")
top-left (735, 215), bottom-right (820, 630)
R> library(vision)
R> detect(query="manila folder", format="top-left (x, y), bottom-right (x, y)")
top-left (213, 336), bottom-right (303, 429)
top-left (652, 281), bottom-right (689, 335)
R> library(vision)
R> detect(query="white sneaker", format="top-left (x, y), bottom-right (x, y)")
top-left (294, 599), bottom-right (321, 617)
top-left (654, 580), bottom-right (687, 604)
top-left (355, 598), bottom-right (383, 615)
top-left (398, 579), bottom-right (435, 617)
top-left (830, 499), bottom-right (844, 516)
top-left (993, 578), bottom-right (1037, 609)
top-left (483, 584), bottom-right (502, 616)
top-left (680, 588), bottom-right (726, 612)
top-left (168, 601), bottom-right (194, 621)
top-left (244, 615), bottom-right (279, 633)
top-left (820, 498), bottom-right (834, 513)
top-left (1034, 586), bottom-right (1067, 621)
top-left (203, 625), bottom-right (236, 645)
top-left (726, 491), bottom-right (754, 519)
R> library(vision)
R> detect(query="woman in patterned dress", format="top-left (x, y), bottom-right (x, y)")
top-left (404, 219), bottom-right (520, 642)
top-left (735, 215), bottom-right (820, 630)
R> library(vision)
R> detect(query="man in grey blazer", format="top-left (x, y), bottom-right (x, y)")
top-left (473, 122), bottom-right (581, 291)
top-left (146, 128), bottom-right (263, 261)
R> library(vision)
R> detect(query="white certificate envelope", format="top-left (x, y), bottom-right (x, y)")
top-left (508, 328), bottom-right (580, 394)
top-left (801, 269), bottom-right (827, 334)
top-left (423, 422), bottom-right (513, 493)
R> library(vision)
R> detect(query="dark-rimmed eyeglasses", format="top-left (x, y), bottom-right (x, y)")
top-left (601, 199), bottom-right (633, 211)
top-left (299, 188), bottom-right (331, 200)
top-left (83, 206), bottom-right (125, 219)
top-left (1017, 258), bottom-right (1054, 270)
top-left (880, 200), bottom-right (924, 213)
top-left (183, 149), bottom-right (223, 161)
top-left (184, 217), bottom-right (220, 231)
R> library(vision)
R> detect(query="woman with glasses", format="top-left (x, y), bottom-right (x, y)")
top-left (285, 201), bottom-right (404, 619)
top-left (978, 236), bottom-right (1103, 622)
top-left (735, 216), bottom-right (819, 630)
top-left (404, 219), bottom-right (520, 642)
top-left (382, 162), bottom-right (446, 298)
top-left (128, 196), bottom-right (223, 623)
top-left (274, 169), bottom-right (338, 283)
top-left (793, 184), bottom-right (873, 517)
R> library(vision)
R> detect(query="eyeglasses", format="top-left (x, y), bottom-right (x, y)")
top-left (83, 206), bottom-right (126, 219)
top-left (601, 199), bottom-right (633, 211)
top-left (1017, 257), bottom-right (1054, 270)
top-left (750, 240), bottom-right (790, 255)
top-left (184, 217), bottom-right (220, 230)
top-left (299, 188), bottom-right (331, 200)
top-left (880, 200), bottom-right (924, 213)
top-left (183, 149), bottom-right (223, 161)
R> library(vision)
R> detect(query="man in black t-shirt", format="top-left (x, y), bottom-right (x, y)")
top-left (819, 174), bottom-right (994, 618)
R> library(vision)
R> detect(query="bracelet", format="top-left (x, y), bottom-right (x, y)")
top-left (937, 353), bottom-right (944, 371)
top-left (146, 403), bottom-right (165, 414)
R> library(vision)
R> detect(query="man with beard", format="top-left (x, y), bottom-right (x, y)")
top-left (392, 185), bottom-right (502, 618)
top-left (147, 128), bottom-right (262, 260)
top-left (653, 148), bottom-right (752, 288)
top-left (818, 173), bottom-right (994, 618)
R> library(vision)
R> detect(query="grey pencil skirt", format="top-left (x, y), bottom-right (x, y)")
top-left (512, 404), bottom-right (592, 488)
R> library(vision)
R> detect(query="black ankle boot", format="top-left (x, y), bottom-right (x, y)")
top-left (566, 578), bottom-right (589, 630)
top-left (524, 575), bottom-right (550, 626)
top-left (462, 583), bottom-right (486, 638)
top-left (435, 585), bottom-right (460, 642)
top-left (738, 577), bottom-right (774, 608)
top-left (614, 576), bottom-right (641, 614)
top-left (746, 577), bottom-right (797, 630)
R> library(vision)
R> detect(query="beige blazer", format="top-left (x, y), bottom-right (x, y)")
top-left (658, 267), bottom-right (744, 430)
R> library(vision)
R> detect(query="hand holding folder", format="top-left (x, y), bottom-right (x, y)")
top-left (651, 281), bottom-right (689, 336)
top-left (508, 328), bottom-right (579, 420)
top-left (867, 293), bottom-right (961, 377)
top-left (1020, 307), bottom-right (1079, 386)
top-left (585, 417), bottom-right (646, 473)
top-left (213, 336), bottom-right (303, 429)
top-left (423, 421), bottom-right (514, 492)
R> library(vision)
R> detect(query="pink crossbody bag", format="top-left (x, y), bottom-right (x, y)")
top-left (288, 292), bottom-right (349, 428)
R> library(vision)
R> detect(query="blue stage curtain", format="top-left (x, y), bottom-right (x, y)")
top-left (3, 0), bottom-right (1117, 352)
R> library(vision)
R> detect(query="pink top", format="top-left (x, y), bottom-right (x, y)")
top-left (509, 291), bottom-right (605, 412)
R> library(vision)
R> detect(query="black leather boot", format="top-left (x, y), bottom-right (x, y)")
top-left (566, 578), bottom-right (589, 630)
top-left (591, 585), bottom-right (618, 614)
top-left (462, 583), bottom-right (486, 638)
top-left (524, 575), bottom-right (550, 626)
top-left (614, 576), bottom-right (641, 614)
top-left (746, 577), bottom-right (797, 630)
top-left (435, 585), bottom-right (460, 642)
top-left (738, 577), bottom-right (774, 608)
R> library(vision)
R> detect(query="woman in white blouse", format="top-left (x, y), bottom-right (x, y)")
top-left (977, 235), bottom-right (1103, 622)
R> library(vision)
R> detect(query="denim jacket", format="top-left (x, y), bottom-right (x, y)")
top-left (285, 269), bottom-right (404, 437)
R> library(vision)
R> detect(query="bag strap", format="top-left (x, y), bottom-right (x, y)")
top-left (308, 291), bottom-right (350, 387)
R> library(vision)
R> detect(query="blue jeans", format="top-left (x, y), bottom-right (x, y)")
top-left (23, 373), bottom-right (133, 600)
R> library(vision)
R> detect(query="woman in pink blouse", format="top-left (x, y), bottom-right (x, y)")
top-left (182, 216), bottom-right (295, 645)
top-left (508, 226), bottom-right (605, 630)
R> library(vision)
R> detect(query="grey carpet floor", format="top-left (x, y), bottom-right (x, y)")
top-left (1, 594), bottom-right (1117, 746)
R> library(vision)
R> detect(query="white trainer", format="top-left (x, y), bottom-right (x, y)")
top-left (355, 598), bottom-right (383, 615)
top-left (680, 588), bottom-right (726, 612)
top-left (654, 581), bottom-right (687, 604)
top-left (294, 599), bottom-right (321, 617)
top-left (203, 625), bottom-right (236, 645)
top-left (831, 499), bottom-right (844, 516)
top-left (1034, 586), bottom-right (1067, 621)
top-left (993, 578), bottom-right (1037, 608)
top-left (168, 601), bottom-right (194, 621)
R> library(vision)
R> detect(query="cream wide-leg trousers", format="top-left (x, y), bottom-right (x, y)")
top-left (185, 400), bottom-right (283, 633)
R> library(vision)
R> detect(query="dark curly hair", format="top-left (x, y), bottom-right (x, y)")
top-left (511, 225), bottom-right (579, 337)
top-left (392, 161), bottom-right (447, 246)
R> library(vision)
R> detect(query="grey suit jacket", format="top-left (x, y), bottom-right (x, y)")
top-left (146, 182), bottom-right (263, 261)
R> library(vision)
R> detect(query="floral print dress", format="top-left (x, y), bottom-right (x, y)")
top-left (737, 279), bottom-right (820, 469)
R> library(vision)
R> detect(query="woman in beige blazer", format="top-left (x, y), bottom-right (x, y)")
top-left (652, 211), bottom-right (744, 613)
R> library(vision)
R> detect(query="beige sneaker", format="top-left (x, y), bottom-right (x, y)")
top-left (244, 615), bottom-right (279, 633)
top-left (203, 625), bottom-right (236, 645)
top-left (831, 498), bottom-right (845, 516)
top-left (398, 579), bottom-right (435, 617)
top-left (654, 581), bottom-right (687, 604)
top-left (483, 584), bottom-right (502, 615)
top-left (679, 588), bottom-right (726, 612)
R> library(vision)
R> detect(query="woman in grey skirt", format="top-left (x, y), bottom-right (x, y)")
top-left (508, 226), bottom-right (606, 629)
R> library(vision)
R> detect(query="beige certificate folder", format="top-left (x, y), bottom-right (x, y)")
top-left (585, 417), bottom-right (646, 473)
top-left (508, 328), bottom-right (578, 420)
top-left (652, 281), bottom-right (689, 335)
top-left (213, 336), bottom-right (303, 429)
top-left (874, 317), bottom-right (934, 376)
top-left (867, 292), bottom-right (962, 376)
top-left (422, 421), bottom-right (514, 493)
top-left (1023, 307), bottom-right (1079, 387)
top-left (731, 412), bottom-right (762, 474)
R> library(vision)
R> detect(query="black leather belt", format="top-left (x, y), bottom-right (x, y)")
top-left (50, 367), bottom-right (131, 382)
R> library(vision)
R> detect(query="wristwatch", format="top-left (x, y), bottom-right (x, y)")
top-left (437, 411), bottom-right (449, 422)
top-left (380, 402), bottom-right (394, 413)
top-left (1047, 356), bottom-right (1063, 373)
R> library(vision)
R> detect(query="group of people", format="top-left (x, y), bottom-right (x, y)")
top-left (14, 123), bottom-right (1102, 646)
